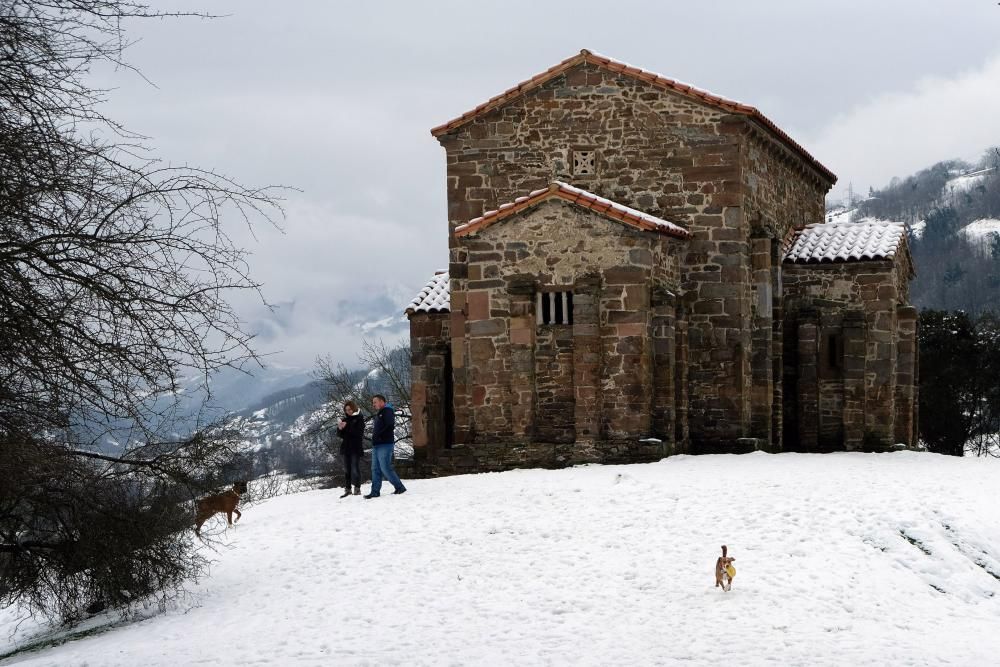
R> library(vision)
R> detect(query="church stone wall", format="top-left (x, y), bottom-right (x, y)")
top-left (439, 61), bottom-right (731, 234)
top-left (406, 54), bottom-right (918, 476)
top-left (447, 200), bottom-right (683, 469)
top-left (440, 60), bottom-right (832, 452)
top-left (782, 258), bottom-right (917, 451)
top-left (409, 311), bottom-right (451, 461)
top-left (741, 130), bottom-right (830, 450)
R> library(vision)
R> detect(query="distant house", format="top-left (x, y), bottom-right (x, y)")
top-left (406, 50), bottom-right (917, 474)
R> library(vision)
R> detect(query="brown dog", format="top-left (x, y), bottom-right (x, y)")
top-left (715, 545), bottom-right (735, 592)
top-left (195, 481), bottom-right (247, 535)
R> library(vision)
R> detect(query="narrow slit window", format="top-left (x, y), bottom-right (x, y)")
top-left (821, 332), bottom-right (844, 379)
top-left (828, 333), bottom-right (842, 371)
top-left (536, 291), bottom-right (574, 325)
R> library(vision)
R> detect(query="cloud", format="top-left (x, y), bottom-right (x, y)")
top-left (807, 51), bottom-right (1000, 198)
top-left (227, 198), bottom-right (441, 369)
top-left (86, 1), bottom-right (1000, 372)
top-left (101, 80), bottom-right (451, 371)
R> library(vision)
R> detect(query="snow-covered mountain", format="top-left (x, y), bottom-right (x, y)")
top-left (3, 452), bottom-right (999, 665)
top-left (828, 156), bottom-right (1000, 314)
top-left (204, 364), bottom-right (318, 414)
top-left (224, 380), bottom-right (333, 452)
top-left (221, 363), bottom-right (411, 459)
top-left (78, 363), bottom-right (323, 454)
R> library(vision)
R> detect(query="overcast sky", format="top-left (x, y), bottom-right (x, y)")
top-left (97, 0), bottom-right (1000, 371)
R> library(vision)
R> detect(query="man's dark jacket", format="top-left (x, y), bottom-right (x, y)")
top-left (371, 404), bottom-right (395, 446)
top-left (336, 413), bottom-right (365, 456)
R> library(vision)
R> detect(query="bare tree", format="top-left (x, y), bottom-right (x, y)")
top-left (315, 340), bottom-right (412, 448)
top-left (0, 1), bottom-right (282, 622)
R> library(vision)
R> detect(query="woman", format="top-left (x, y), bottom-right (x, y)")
top-left (336, 401), bottom-right (365, 497)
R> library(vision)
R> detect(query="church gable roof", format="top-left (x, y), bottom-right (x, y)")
top-left (431, 49), bottom-right (836, 184)
top-left (784, 222), bottom-right (909, 267)
top-left (453, 182), bottom-right (690, 239)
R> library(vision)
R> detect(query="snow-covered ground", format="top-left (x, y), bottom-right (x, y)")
top-left (3, 452), bottom-right (1000, 666)
top-left (960, 218), bottom-right (1000, 246)
top-left (824, 206), bottom-right (855, 224)
top-left (946, 167), bottom-right (994, 196)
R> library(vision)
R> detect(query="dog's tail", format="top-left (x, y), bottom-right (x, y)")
top-left (721, 545), bottom-right (727, 557)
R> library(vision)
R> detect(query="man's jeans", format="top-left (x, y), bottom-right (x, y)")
top-left (370, 443), bottom-right (405, 496)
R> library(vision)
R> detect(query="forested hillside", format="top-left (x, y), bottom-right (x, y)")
top-left (830, 148), bottom-right (1000, 314)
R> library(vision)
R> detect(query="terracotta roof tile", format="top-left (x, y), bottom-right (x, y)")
top-left (784, 222), bottom-right (906, 264)
top-left (453, 182), bottom-right (690, 239)
top-left (431, 49), bottom-right (835, 184)
top-left (405, 271), bottom-right (450, 315)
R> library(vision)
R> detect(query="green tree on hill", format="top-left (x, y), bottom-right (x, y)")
top-left (919, 310), bottom-right (1000, 456)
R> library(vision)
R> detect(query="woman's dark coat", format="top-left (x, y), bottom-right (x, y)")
top-left (336, 413), bottom-right (365, 456)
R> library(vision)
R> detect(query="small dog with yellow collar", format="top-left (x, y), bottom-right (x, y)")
top-left (715, 545), bottom-right (736, 592)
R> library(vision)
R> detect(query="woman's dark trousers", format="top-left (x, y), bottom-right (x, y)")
top-left (342, 453), bottom-right (361, 490)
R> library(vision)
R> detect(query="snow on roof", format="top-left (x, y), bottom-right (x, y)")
top-left (454, 181), bottom-right (689, 239)
top-left (552, 181), bottom-right (689, 234)
top-left (405, 271), bottom-right (450, 315)
top-left (784, 221), bottom-right (906, 264)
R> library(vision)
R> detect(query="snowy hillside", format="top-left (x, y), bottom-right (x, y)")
top-left (824, 205), bottom-right (855, 224)
top-left (945, 167), bottom-right (994, 197)
top-left (3, 452), bottom-right (999, 666)
top-left (826, 163), bottom-right (998, 254)
top-left (823, 205), bottom-right (922, 243)
top-left (960, 218), bottom-right (1000, 247)
top-left (224, 381), bottom-right (332, 451)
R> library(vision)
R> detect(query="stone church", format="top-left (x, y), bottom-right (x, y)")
top-left (405, 50), bottom-right (917, 474)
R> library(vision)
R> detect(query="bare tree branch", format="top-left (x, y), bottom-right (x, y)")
top-left (0, 1), bottom-right (285, 623)
top-left (314, 340), bottom-right (412, 447)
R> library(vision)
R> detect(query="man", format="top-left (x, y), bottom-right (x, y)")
top-left (365, 394), bottom-right (406, 498)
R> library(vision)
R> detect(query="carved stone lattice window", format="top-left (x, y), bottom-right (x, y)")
top-left (572, 150), bottom-right (595, 176)
top-left (537, 291), bottom-right (574, 325)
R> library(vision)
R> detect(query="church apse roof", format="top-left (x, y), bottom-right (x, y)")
top-left (784, 222), bottom-right (909, 266)
top-left (453, 182), bottom-right (690, 239)
top-left (431, 49), bottom-right (836, 185)
top-left (406, 271), bottom-right (450, 315)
